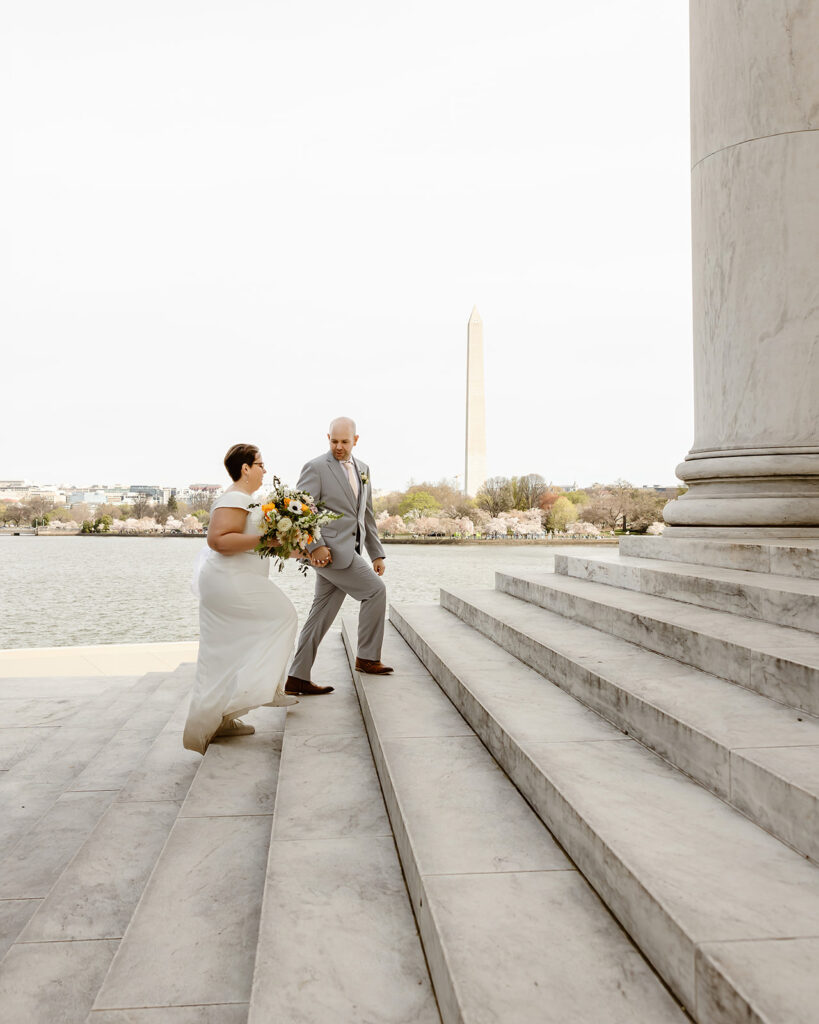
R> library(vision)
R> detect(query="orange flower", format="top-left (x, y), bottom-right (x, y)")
top-left (301, 503), bottom-right (309, 512)
top-left (262, 503), bottom-right (276, 512)
top-left (306, 534), bottom-right (313, 543)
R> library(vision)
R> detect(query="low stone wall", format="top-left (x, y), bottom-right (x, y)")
top-left (381, 537), bottom-right (619, 546)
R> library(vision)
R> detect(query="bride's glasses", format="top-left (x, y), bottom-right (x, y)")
top-left (253, 461), bottom-right (265, 470)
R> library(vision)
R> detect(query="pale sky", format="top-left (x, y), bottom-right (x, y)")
top-left (3, 1), bottom-right (692, 492)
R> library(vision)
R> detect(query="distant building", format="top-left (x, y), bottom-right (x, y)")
top-left (130, 485), bottom-right (164, 503)
top-left (68, 490), bottom-right (107, 507)
top-left (0, 481), bottom-right (32, 501)
top-left (0, 482), bottom-right (66, 504)
top-left (182, 484), bottom-right (222, 499)
top-left (103, 489), bottom-right (136, 505)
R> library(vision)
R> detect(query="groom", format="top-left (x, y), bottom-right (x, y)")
top-left (285, 417), bottom-right (393, 695)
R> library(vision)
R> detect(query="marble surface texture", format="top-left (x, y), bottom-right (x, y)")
top-left (346, 618), bottom-right (688, 1023)
top-left (391, 597), bottom-right (819, 1014)
top-left (669, 1), bottom-right (819, 532)
top-left (19, 799), bottom-right (182, 943)
top-left (696, 936), bottom-right (819, 1024)
top-left (554, 551), bottom-right (819, 630)
top-left (689, 132), bottom-right (819, 455)
top-left (92, 812), bottom-right (272, 1010)
top-left (690, 0), bottom-right (819, 164)
top-left (619, 535), bottom-right (819, 579)
top-left (493, 570), bottom-right (819, 716)
top-left (0, 937), bottom-right (119, 1023)
top-left (249, 640), bottom-right (439, 1024)
top-left (415, 584), bottom-right (819, 862)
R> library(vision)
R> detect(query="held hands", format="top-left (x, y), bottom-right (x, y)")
top-left (310, 545), bottom-right (332, 568)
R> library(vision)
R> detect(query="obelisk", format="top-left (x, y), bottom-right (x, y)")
top-left (465, 306), bottom-right (487, 497)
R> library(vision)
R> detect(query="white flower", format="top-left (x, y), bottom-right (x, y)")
top-left (287, 498), bottom-right (302, 513)
top-left (277, 516), bottom-right (292, 533)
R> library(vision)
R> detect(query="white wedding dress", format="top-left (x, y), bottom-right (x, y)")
top-left (183, 489), bottom-right (298, 754)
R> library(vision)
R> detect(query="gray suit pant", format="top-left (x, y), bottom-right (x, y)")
top-left (289, 552), bottom-right (386, 680)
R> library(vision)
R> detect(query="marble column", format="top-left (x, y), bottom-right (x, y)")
top-left (664, 1), bottom-right (819, 537)
top-left (465, 306), bottom-right (488, 497)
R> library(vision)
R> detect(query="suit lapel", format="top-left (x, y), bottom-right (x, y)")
top-left (351, 457), bottom-right (366, 515)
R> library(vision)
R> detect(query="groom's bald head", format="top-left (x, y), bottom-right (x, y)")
top-left (329, 416), bottom-right (356, 436)
top-left (328, 417), bottom-right (359, 461)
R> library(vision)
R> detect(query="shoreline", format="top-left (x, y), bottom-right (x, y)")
top-left (381, 536), bottom-right (619, 545)
top-left (2, 531), bottom-right (622, 545)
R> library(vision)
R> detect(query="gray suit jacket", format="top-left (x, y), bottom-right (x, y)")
top-left (296, 451), bottom-right (385, 571)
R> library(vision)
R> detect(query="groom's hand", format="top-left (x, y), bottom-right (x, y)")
top-left (310, 545), bottom-right (332, 568)
top-left (373, 557), bottom-right (385, 577)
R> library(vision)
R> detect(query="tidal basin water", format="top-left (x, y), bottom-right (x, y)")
top-left (0, 536), bottom-right (604, 651)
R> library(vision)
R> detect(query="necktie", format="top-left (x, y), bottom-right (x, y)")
top-left (342, 460), bottom-right (359, 500)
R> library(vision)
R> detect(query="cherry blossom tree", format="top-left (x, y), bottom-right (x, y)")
top-left (566, 521), bottom-right (600, 536)
top-left (377, 514), bottom-right (405, 537)
top-left (450, 517), bottom-right (475, 537)
top-left (484, 516), bottom-right (507, 537)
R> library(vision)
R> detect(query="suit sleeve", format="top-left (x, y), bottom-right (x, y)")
top-left (297, 461), bottom-right (324, 554)
top-left (363, 474), bottom-right (386, 561)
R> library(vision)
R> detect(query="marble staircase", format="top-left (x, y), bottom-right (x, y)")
top-left (341, 617), bottom-right (690, 1024)
top-left (0, 664), bottom-right (200, 1019)
top-left (0, 645), bottom-right (439, 1024)
top-left (3, 539), bottom-right (817, 1023)
top-left (388, 539), bottom-right (819, 1024)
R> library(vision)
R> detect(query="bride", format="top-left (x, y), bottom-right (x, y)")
top-left (183, 443), bottom-right (300, 754)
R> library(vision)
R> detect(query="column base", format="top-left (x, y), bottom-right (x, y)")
top-left (663, 453), bottom-right (819, 534)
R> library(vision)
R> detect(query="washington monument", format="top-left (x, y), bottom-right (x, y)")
top-left (464, 306), bottom-right (487, 497)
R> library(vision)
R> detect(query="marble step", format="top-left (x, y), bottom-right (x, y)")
top-left (342, 616), bottom-right (690, 1024)
top-left (496, 568), bottom-right (819, 717)
top-left (0, 667), bottom-right (191, 866)
top-left (554, 551), bottom-right (819, 632)
top-left (248, 639), bottom-right (439, 1024)
top-left (88, 701), bottom-right (286, 1023)
top-left (0, 667), bottom-right (200, 1023)
top-left (391, 601), bottom-right (819, 1024)
top-left (0, 669), bottom-right (166, 779)
top-left (439, 586), bottom-right (819, 862)
top-left (0, 668), bottom-right (196, 949)
top-left (620, 535), bottom-right (819, 579)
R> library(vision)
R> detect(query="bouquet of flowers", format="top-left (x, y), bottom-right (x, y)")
top-left (251, 477), bottom-right (342, 574)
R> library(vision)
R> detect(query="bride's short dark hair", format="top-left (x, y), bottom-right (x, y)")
top-left (224, 443), bottom-right (260, 481)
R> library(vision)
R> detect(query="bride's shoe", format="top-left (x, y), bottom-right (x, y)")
top-left (213, 717), bottom-right (255, 738)
top-left (264, 692), bottom-right (300, 707)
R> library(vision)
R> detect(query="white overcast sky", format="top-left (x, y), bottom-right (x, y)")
top-left (3, 1), bottom-right (692, 492)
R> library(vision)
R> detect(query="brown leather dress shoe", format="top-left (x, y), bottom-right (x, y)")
top-left (284, 675), bottom-right (334, 695)
top-left (355, 658), bottom-right (394, 675)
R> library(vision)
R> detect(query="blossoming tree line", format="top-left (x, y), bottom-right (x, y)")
top-left (0, 493), bottom-right (210, 535)
top-left (1, 476), bottom-right (678, 539)
top-left (373, 475), bottom-right (679, 540)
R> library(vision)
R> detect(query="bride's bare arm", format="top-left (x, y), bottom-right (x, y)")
top-left (207, 507), bottom-right (270, 554)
